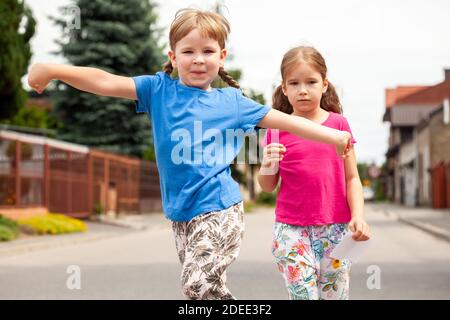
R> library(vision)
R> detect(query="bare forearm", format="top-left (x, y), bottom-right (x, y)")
top-left (28, 63), bottom-right (136, 99)
top-left (257, 170), bottom-right (279, 193)
top-left (283, 114), bottom-right (343, 145)
top-left (49, 64), bottom-right (115, 96)
top-left (258, 110), bottom-right (345, 146)
top-left (347, 178), bottom-right (365, 219)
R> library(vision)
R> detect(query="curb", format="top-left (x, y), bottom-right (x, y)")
top-left (0, 218), bottom-right (166, 258)
top-left (0, 232), bottom-right (123, 258)
top-left (91, 215), bottom-right (155, 231)
top-left (377, 205), bottom-right (450, 243)
top-left (397, 216), bottom-right (450, 243)
top-left (94, 220), bottom-right (150, 230)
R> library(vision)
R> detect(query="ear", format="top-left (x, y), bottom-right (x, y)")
top-left (219, 48), bottom-right (227, 67)
top-left (281, 82), bottom-right (288, 96)
top-left (168, 50), bottom-right (177, 68)
top-left (322, 78), bottom-right (329, 94)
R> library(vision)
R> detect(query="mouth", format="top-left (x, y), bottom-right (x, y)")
top-left (190, 71), bottom-right (207, 75)
top-left (297, 99), bottom-right (310, 102)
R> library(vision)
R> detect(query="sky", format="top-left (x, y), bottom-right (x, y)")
top-left (24, 0), bottom-right (450, 165)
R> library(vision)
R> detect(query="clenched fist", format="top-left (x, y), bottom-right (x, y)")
top-left (261, 143), bottom-right (286, 170)
top-left (28, 63), bottom-right (53, 94)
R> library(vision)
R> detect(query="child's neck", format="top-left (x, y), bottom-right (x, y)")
top-left (292, 107), bottom-right (329, 124)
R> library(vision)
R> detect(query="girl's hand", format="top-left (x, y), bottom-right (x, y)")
top-left (28, 63), bottom-right (53, 94)
top-left (348, 217), bottom-right (371, 241)
top-left (336, 131), bottom-right (352, 159)
top-left (261, 143), bottom-right (286, 170)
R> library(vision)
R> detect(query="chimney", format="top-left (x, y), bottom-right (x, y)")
top-left (445, 68), bottom-right (450, 80)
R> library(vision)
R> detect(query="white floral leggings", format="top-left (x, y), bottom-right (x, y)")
top-left (272, 222), bottom-right (352, 300)
top-left (172, 202), bottom-right (245, 300)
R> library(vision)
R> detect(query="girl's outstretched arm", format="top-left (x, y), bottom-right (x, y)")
top-left (28, 63), bottom-right (137, 100)
top-left (258, 109), bottom-right (351, 157)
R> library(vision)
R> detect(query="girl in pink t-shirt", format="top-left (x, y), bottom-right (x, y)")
top-left (257, 46), bottom-right (371, 300)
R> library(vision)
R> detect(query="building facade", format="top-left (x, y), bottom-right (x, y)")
top-left (384, 70), bottom-right (450, 208)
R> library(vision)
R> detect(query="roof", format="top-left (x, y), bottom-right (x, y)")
top-left (395, 79), bottom-right (450, 105)
top-left (384, 74), bottom-right (450, 124)
top-left (385, 86), bottom-right (428, 108)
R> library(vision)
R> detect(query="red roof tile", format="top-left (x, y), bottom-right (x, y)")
top-left (385, 86), bottom-right (428, 108)
top-left (395, 79), bottom-right (450, 105)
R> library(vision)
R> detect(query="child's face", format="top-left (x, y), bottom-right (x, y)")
top-left (282, 61), bottom-right (328, 115)
top-left (168, 28), bottom-right (227, 90)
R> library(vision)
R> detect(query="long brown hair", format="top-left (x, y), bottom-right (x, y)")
top-left (272, 46), bottom-right (342, 114)
top-left (162, 8), bottom-right (242, 90)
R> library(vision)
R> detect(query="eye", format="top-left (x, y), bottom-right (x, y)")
top-left (182, 51), bottom-right (193, 54)
top-left (309, 80), bottom-right (317, 84)
top-left (204, 49), bottom-right (215, 53)
top-left (288, 81), bottom-right (298, 86)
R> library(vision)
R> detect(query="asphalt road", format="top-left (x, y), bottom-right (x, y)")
top-left (1, 204), bottom-right (449, 299)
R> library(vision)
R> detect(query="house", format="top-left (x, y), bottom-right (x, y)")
top-left (416, 101), bottom-right (450, 207)
top-left (383, 69), bottom-right (450, 208)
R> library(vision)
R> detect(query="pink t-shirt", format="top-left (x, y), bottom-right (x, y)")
top-left (262, 112), bottom-right (356, 226)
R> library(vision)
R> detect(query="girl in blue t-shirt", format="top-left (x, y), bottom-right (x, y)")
top-left (28, 8), bottom-right (351, 300)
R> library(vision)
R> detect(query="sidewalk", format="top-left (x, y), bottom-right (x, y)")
top-left (0, 212), bottom-right (167, 258)
top-left (94, 212), bottom-right (168, 230)
top-left (372, 201), bottom-right (450, 242)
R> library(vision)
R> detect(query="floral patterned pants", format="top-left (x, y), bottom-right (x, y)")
top-left (172, 202), bottom-right (245, 300)
top-left (272, 222), bottom-right (352, 300)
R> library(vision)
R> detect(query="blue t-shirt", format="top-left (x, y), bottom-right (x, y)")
top-left (133, 72), bottom-right (271, 221)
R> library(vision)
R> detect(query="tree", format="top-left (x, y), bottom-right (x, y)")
top-left (0, 0), bottom-right (36, 120)
top-left (357, 162), bottom-right (369, 181)
top-left (51, 0), bottom-right (164, 158)
top-left (9, 105), bottom-right (51, 129)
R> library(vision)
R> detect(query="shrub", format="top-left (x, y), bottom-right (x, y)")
top-left (373, 180), bottom-right (386, 201)
top-left (0, 215), bottom-right (19, 231)
top-left (0, 225), bottom-right (17, 241)
top-left (256, 191), bottom-right (277, 206)
top-left (243, 201), bottom-right (254, 213)
top-left (0, 215), bottom-right (20, 241)
top-left (18, 214), bottom-right (87, 235)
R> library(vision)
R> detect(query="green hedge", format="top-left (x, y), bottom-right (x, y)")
top-left (0, 215), bottom-right (20, 241)
top-left (18, 214), bottom-right (87, 235)
top-left (256, 191), bottom-right (277, 206)
top-left (243, 201), bottom-right (254, 213)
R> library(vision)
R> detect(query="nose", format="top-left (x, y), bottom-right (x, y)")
top-left (298, 86), bottom-right (307, 96)
top-left (193, 54), bottom-right (205, 64)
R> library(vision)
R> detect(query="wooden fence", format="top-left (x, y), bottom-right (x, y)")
top-left (0, 130), bottom-right (161, 218)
